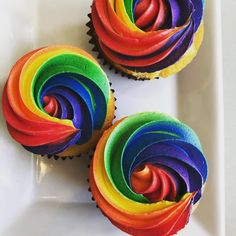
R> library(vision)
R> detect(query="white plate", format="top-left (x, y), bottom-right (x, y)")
top-left (0, 0), bottom-right (225, 235)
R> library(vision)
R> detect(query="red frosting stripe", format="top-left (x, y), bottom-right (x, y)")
top-left (131, 164), bottom-right (177, 202)
top-left (43, 96), bottom-right (60, 117)
top-left (99, 37), bottom-right (180, 66)
top-left (135, 0), bottom-right (159, 28)
top-left (149, 0), bottom-right (168, 31)
top-left (2, 50), bottom-right (77, 147)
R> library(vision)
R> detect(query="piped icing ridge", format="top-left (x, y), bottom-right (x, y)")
top-left (2, 45), bottom-right (115, 157)
top-left (91, 0), bottom-right (205, 79)
top-left (90, 112), bottom-right (208, 236)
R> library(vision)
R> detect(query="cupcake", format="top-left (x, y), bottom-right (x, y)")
top-left (89, 0), bottom-right (205, 80)
top-left (2, 45), bottom-right (115, 158)
top-left (90, 112), bottom-right (208, 235)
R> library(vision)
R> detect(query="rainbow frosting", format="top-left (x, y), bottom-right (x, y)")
top-left (2, 45), bottom-right (115, 157)
top-left (90, 0), bottom-right (205, 79)
top-left (90, 112), bottom-right (208, 235)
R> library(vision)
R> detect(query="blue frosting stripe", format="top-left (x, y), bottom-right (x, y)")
top-left (64, 73), bottom-right (108, 130)
top-left (190, 0), bottom-right (204, 32)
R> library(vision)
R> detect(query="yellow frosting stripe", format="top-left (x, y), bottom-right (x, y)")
top-left (113, 0), bottom-right (143, 32)
top-left (160, 22), bottom-right (204, 78)
top-left (19, 45), bottom-right (99, 127)
top-left (20, 48), bottom-right (74, 126)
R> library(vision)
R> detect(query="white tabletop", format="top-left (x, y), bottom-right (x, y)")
top-left (0, 0), bottom-right (232, 235)
top-left (223, 0), bottom-right (236, 235)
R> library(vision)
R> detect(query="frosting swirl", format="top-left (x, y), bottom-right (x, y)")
top-left (2, 45), bottom-right (115, 156)
top-left (91, 0), bottom-right (205, 79)
top-left (90, 112), bottom-right (208, 235)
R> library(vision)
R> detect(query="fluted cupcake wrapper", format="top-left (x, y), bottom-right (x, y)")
top-left (86, 13), bottom-right (159, 81)
top-left (87, 164), bottom-right (110, 219)
top-left (41, 149), bottom-right (90, 160)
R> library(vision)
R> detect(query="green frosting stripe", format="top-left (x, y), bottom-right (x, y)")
top-left (33, 53), bottom-right (110, 108)
top-left (124, 0), bottom-right (135, 22)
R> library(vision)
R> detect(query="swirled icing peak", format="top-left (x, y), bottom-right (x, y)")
top-left (90, 112), bottom-right (208, 235)
top-left (90, 0), bottom-right (205, 79)
top-left (2, 45), bottom-right (115, 157)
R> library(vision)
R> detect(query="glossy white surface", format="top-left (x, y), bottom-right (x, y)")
top-left (222, 0), bottom-right (236, 235)
top-left (0, 0), bottom-right (224, 235)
